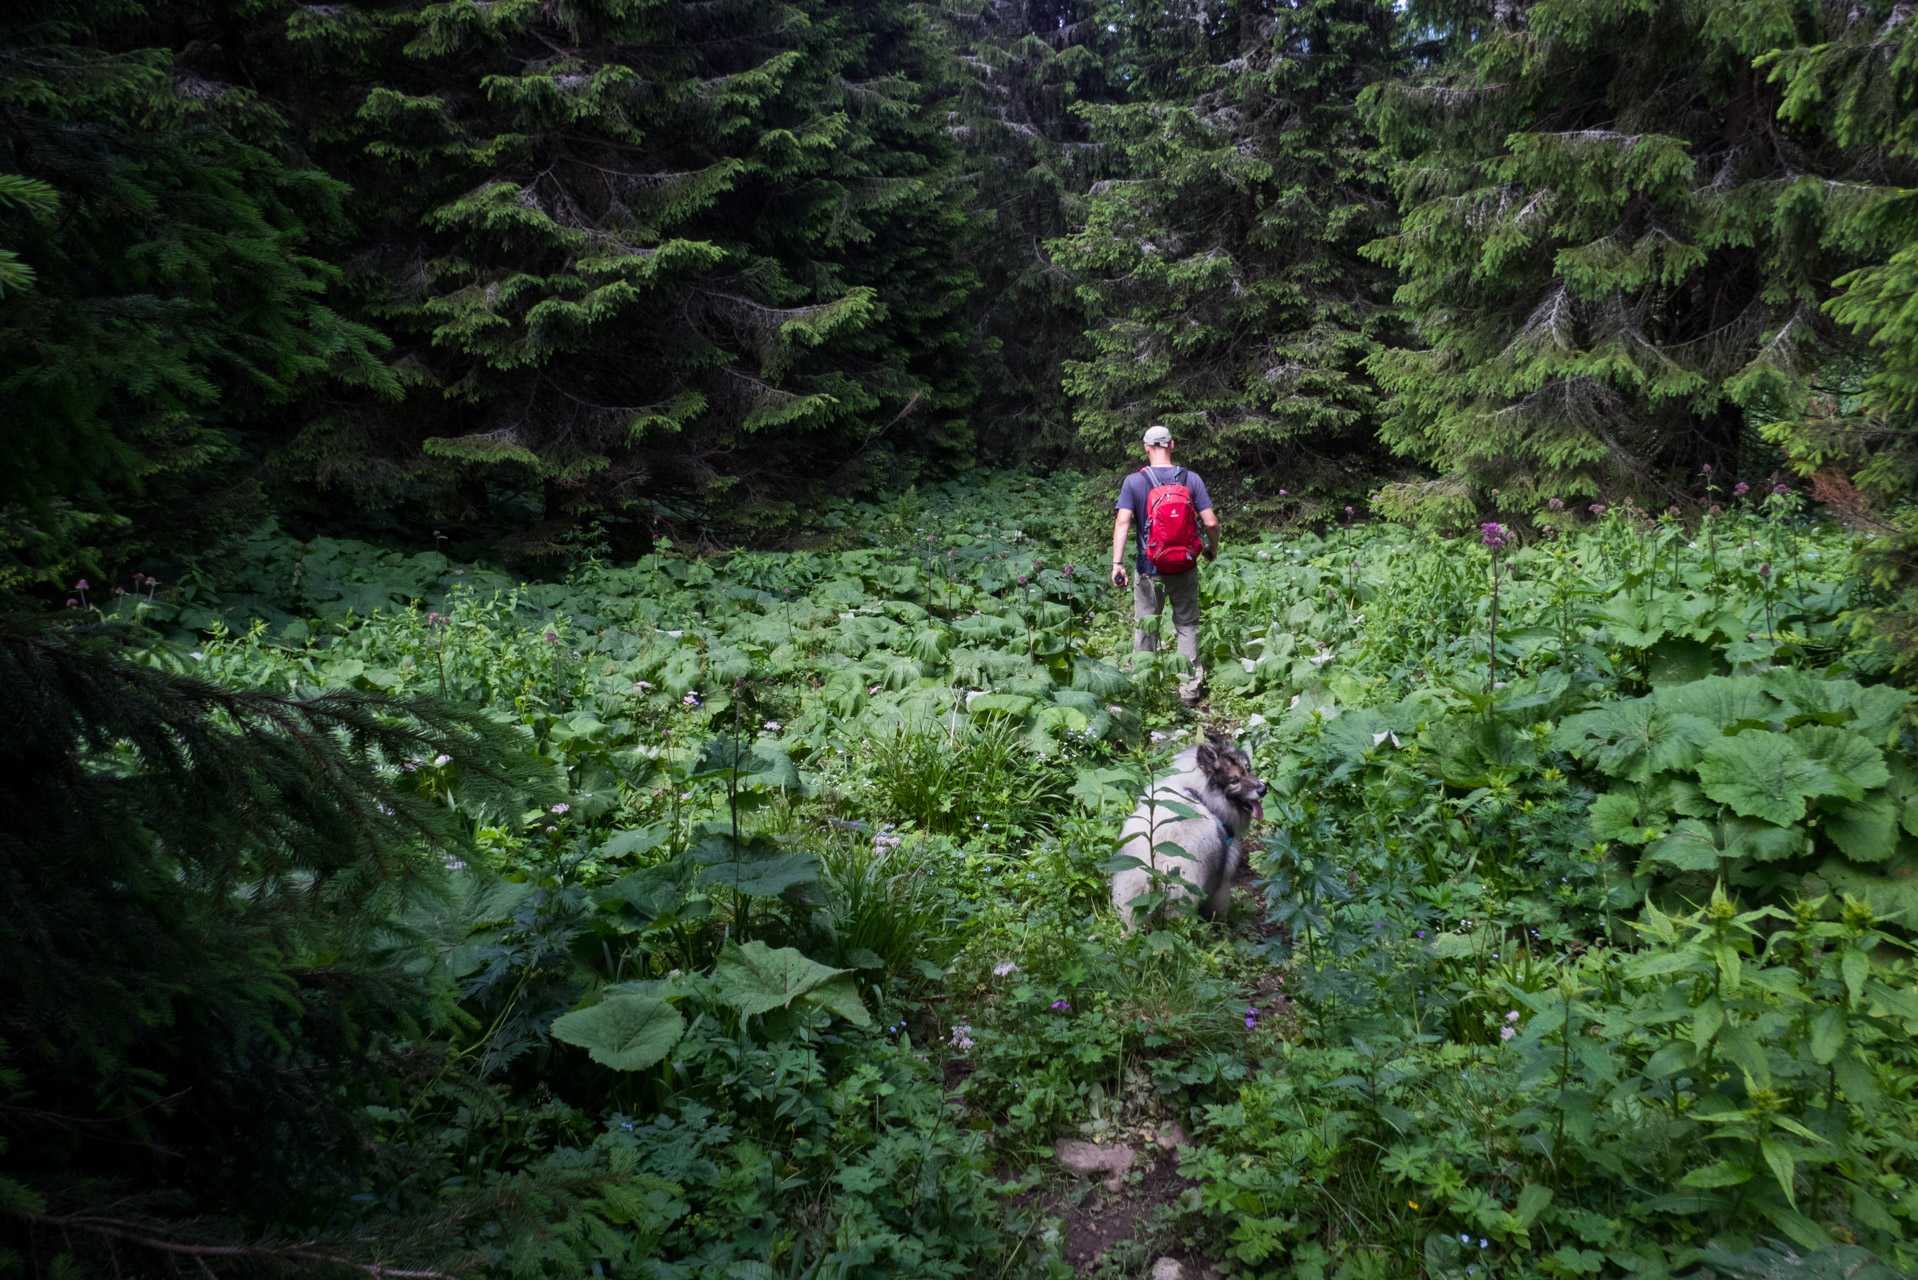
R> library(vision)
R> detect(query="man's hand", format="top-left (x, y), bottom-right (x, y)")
top-left (1204, 543), bottom-right (1218, 562)
top-left (1111, 563), bottom-right (1129, 589)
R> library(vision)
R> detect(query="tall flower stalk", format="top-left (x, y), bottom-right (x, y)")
top-left (1481, 523), bottom-right (1509, 708)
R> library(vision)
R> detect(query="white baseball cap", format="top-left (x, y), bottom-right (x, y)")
top-left (1142, 425), bottom-right (1173, 446)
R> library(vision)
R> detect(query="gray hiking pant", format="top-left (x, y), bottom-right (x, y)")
top-left (1133, 568), bottom-right (1202, 696)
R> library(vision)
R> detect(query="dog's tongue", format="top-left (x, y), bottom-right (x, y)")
top-left (1252, 799), bottom-right (1264, 821)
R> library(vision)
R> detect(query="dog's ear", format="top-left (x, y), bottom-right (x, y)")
top-left (1195, 740), bottom-right (1221, 778)
top-left (1205, 728), bottom-right (1231, 748)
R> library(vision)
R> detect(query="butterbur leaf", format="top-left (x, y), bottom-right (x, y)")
top-left (551, 995), bottom-right (685, 1071)
top-left (1719, 815), bottom-right (1801, 863)
top-left (1647, 819), bottom-right (1720, 870)
top-left (712, 939), bottom-right (852, 1018)
top-left (1656, 676), bottom-right (1779, 734)
top-left (1824, 793), bottom-right (1900, 863)
top-left (1554, 699), bottom-right (1715, 783)
top-left (697, 853), bottom-right (819, 896)
top-left (1790, 726), bottom-right (1889, 801)
top-left (1696, 734), bottom-right (1840, 826)
top-left (1589, 791), bottom-right (1642, 841)
top-left (800, 972), bottom-right (873, 1026)
top-left (600, 824), bottom-right (669, 859)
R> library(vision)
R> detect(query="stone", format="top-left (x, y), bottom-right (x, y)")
top-left (1155, 1121), bottom-right (1190, 1151)
top-left (1151, 1259), bottom-right (1185, 1280)
top-left (1055, 1138), bottom-right (1135, 1191)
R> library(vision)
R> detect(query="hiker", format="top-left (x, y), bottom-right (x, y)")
top-left (1111, 424), bottom-right (1218, 707)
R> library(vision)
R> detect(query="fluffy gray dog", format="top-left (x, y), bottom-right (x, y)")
top-left (1111, 730), bottom-right (1267, 928)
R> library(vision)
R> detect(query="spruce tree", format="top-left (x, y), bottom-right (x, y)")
top-left (0, 0), bottom-right (395, 584)
top-left (1048, 0), bottom-right (1405, 505)
top-left (933, 0), bottom-right (1119, 457)
top-left (1364, 0), bottom-right (1866, 520)
top-left (275, 0), bottom-right (980, 542)
top-left (1764, 3), bottom-right (1918, 662)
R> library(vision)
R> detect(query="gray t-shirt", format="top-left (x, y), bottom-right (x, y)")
top-left (1116, 466), bottom-right (1213, 575)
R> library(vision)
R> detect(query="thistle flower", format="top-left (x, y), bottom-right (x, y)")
top-left (545, 629), bottom-right (559, 642)
top-left (73, 579), bottom-right (88, 592)
top-left (1344, 505), bottom-right (1354, 515)
top-left (1018, 575), bottom-right (1028, 585)
top-left (1759, 562), bottom-right (1772, 578)
top-left (1064, 564), bottom-right (1075, 576)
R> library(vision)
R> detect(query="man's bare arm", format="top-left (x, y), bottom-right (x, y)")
top-left (1200, 508), bottom-right (1219, 559)
top-left (1111, 510), bottom-right (1132, 587)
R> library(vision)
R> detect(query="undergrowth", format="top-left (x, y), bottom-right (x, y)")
top-left (63, 476), bottom-right (1918, 1278)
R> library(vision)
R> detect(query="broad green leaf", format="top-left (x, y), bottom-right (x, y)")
top-left (712, 939), bottom-right (851, 1017)
top-left (1554, 699), bottom-right (1716, 783)
top-left (1646, 819), bottom-right (1721, 871)
top-left (1656, 676), bottom-right (1779, 733)
top-left (967, 692), bottom-right (1035, 718)
top-left (600, 824), bottom-right (669, 859)
top-left (1842, 947), bottom-right (1869, 1007)
top-left (1759, 1138), bottom-right (1797, 1208)
top-left (1680, 1161), bottom-right (1755, 1188)
top-left (1789, 726), bottom-right (1888, 801)
top-left (1514, 1184), bottom-right (1552, 1226)
top-left (1589, 791), bottom-right (1642, 842)
top-left (1721, 816), bottom-right (1802, 863)
top-left (799, 972), bottom-right (873, 1027)
top-left (1824, 792), bottom-right (1900, 863)
top-left (1691, 996), bottom-right (1724, 1050)
top-left (1645, 637), bottom-right (1722, 687)
top-left (550, 995), bottom-right (684, 1071)
top-left (1070, 766), bottom-right (1142, 815)
top-left (1817, 854), bottom-right (1918, 929)
top-left (1696, 733), bottom-right (1840, 826)
top-left (697, 852), bottom-right (820, 896)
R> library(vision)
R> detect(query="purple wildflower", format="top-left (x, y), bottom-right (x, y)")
top-left (1734, 481), bottom-right (1750, 497)
top-left (1701, 462), bottom-right (1713, 474)
top-left (1051, 1000), bottom-right (1071, 1011)
top-left (1773, 483), bottom-right (1791, 495)
top-left (1547, 497), bottom-right (1564, 510)
top-left (1480, 522), bottom-right (1509, 550)
top-left (1590, 503), bottom-right (1607, 515)
top-left (545, 629), bottom-right (559, 643)
top-left (1018, 575), bottom-right (1028, 586)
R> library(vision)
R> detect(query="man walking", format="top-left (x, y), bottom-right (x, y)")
top-left (1111, 425), bottom-right (1219, 707)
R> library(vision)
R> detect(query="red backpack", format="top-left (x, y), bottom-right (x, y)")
top-left (1140, 467), bottom-right (1203, 573)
